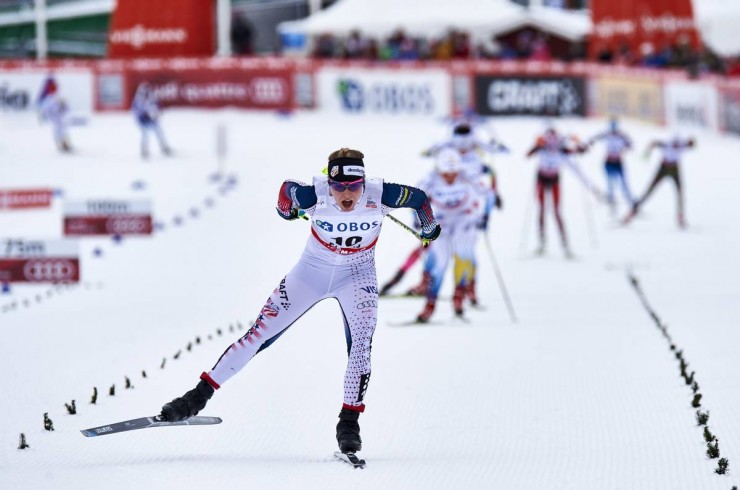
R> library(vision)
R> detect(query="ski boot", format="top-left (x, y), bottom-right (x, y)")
top-left (678, 212), bottom-right (687, 229)
top-left (416, 298), bottom-right (436, 324)
top-left (336, 408), bottom-right (362, 453)
top-left (406, 271), bottom-right (430, 297)
top-left (161, 377), bottom-right (214, 422)
top-left (466, 278), bottom-right (479, 307)
top-left (453, 285), bottom-right (466, 317)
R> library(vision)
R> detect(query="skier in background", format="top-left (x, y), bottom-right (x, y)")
top-left (415, 148), bottom-right (490, 323)
top-left (159, 148), bottom-right (440, 456)
top-left (402, 121), bottom-right (507, 303)
top-left (37, 74), bottom-right (85, 153)
top-left (525, 125), bottom-right (592, 258)
top-left (586, 117), bottom-right (635, 213)
top-left (624, 133), bottom-right (696, 228)
top-left (131, 81), bottom-right (172, 159)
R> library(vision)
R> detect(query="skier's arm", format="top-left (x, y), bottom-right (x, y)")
top-left (382, 182), bottom-right (440, 241)
top-left (276, 180), bottom-right (317, 220)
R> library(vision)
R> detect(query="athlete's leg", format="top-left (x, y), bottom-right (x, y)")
top-left (551, 182), bottom-right (568, 249)
top-left (536, 180), bottom-right (546, 249)
top-left (334, 260), bottom-right (379, 411)
top-left (417, 232), bottom-right (452, 322)
top-left (206, 260), bottom-right (326, 388)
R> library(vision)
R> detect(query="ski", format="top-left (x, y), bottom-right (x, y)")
top-left (81, 415), bottom-right (222, 437)
top-left (333, 451), bottom-right (366, 469)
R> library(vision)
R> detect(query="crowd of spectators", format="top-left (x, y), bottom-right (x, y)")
top-left (308, 28), bottom-right (733, 77)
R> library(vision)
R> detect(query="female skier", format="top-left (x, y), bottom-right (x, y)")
top-left (159, 148), bottom-right (440, 456)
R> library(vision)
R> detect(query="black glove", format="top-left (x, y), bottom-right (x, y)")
top-left (477, 214), bottom-right (489, 231)
top-left (276, 207), bottom-right (300, 221)
top-left (420, 223), bottom-right (441, 244)
top-left (495, 194), bottom-right (503, 209)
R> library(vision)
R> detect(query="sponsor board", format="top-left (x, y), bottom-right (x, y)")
top-left (316, 68), bottom-right (451, 117)
top-left (474, 76), bottom-right (586, 116)
top-left (0, 189), bottom-right (53, 210)
top-left (0, 239), bottom-right (79, 283)
top-left (124, 69), bottom-right (292, 110)
top-left (718, 87), bottom-right (740, 136)
top-left (108, 0), bottom-right (214, 58)
top-left (0, 72), bottom-right (93, 114)
top-left (63, 199), bottom-right (153, 236)
top-left (593, 77), bottom-right (663, 124)
top-left (664, 82), bottom-right (719, 131)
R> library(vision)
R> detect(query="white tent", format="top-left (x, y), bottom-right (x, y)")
top-left (692, 0), bottom-right (740, 57)
top-left (277, 0), bottom-right (590, 50)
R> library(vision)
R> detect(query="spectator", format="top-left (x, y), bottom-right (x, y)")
top-left (231, 12), bottom-right (255, 55)
top-left (529, 34), bottom-right (552, 61)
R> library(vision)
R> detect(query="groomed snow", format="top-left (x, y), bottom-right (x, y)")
top-left (0, 109), bottom-right (738, 489)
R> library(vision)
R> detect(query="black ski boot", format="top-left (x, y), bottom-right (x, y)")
top-left (336, 408), bottom-right (362, 453)
top-left (160, 379), bottom-right (214, 422)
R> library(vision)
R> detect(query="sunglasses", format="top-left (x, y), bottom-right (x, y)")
top-left (329, 178), bottom-right (364, 192)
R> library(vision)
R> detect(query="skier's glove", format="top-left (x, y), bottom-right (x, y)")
top-left (276, 207), bottom-right (306, 221)
top-left (495, 194), bottom-right (503, 209)
top-left (477, 214), bottom-right (489, 231)
top-left (420, 222), bottom-right (441, 247)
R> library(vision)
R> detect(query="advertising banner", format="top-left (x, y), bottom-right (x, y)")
top-left (0, 239), bottom-right (79, 283)
top-left (124, 68), bottom-right (293, 110)
top-left (474, 75), bottom-right (586, 117)
top-left (316, 68), bottom-right (451, 117)
top-left (0, 189), bottom-right (54, 210)
top-left (0, 71), bottom-right (94, 114)
top-left (590, 0), bottom-right (701, 58)
top-left (664, 82), bottom-right (719, 131)
top-left (593, 77), bottom-right (663, 124)
top-left (64, 199), bottom-right (153, 236)
top-left (108, 0), bottom-right (215, 58)
top-left (719, 86), bottom-right (740, 136)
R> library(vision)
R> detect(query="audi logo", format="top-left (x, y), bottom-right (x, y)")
top-left (249, 78), bottom-right (286, 104)
top-left (23, 260), bottom-right (77, 282)
top-left (356, 300), bottom-right (378, 309)
top-left (106, 217), bottom-right (149, 234)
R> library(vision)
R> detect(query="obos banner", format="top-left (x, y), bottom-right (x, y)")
top-left (474, 76), bottom-right (586, 117)
top-left (0, 189), bottom-right (53, 210)
top-left (108, 0), bottom-right (215, 58)
top-left (594, 77), bottom-right (663, 124)
top-left (664, 82), bottom-right (719, 131)
top-left (719, 87), bottom-right (740, 136)
top-left (0, 239), bottom-right (79, 283)
top-left (125, 69), bottom-right (292, 110)
top-left (316, 68), bottom-right (451, 117)
top-left (64, 199), bottom-right (153, 236)
top-left (0, 71), bottom-right (93, 113)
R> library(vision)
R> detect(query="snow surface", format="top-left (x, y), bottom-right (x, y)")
top-left (0, 109), bottom-right (738, 490)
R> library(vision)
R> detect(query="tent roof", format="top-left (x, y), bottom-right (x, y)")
top-left (278, 0), bottom-right (590, 42)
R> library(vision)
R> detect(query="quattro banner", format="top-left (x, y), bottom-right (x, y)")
top-left (316, 68), bottom-right (451, 117)
top-left (474, 76), bottom-right (586, 117)
top-left (0, 239), bottom-right (79, 283)
top-left (593, 77), bottom-right (663, 124)
top-left (64, 199), bottom-right (153, 236)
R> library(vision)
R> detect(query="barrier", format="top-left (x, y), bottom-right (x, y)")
top-left (0, 58), bottom-right (737, 137)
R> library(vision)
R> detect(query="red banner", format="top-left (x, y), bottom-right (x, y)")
top-left (126, 68), bottom-right (293, 110)
top-left (64, 215), bottom-right (153, 236)
top-left (590, 0), bottom-right (701, 59)
top-left (108, 0), bottom-right (215, 58)
top-left (0, 258), bottom-right (79, 283)
top-left (0, 189), bottom-right (53, 210)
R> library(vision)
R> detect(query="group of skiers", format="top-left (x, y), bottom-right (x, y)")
top-left (37, 75), bottom-right (171, 158)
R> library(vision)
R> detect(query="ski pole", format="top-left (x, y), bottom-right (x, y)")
top-left (386, 214), bottom-right (433, 247)
top-left (483, 234), bottom-right (518, 324)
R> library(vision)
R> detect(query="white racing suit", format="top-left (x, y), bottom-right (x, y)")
top-left (205, 177), bottom-right (399, 411)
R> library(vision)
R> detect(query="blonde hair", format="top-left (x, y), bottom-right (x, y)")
top-left (328, 148), bottom-right (364, 161)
